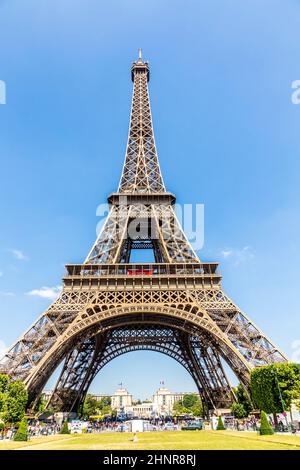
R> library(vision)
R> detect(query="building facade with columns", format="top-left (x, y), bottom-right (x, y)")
top-left (152, 387), bottom-right (188, 416)
top-left (111, 387), bottom-right (133, 411)
top-left (94, 386), bottom-right (200, 418)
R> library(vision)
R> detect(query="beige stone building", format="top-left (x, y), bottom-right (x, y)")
top-left (152, 387), bottom-right (188, 416)
top-left (98, 385), bottom-right (200, 418)
top-left (111, 387), bottom-right (133, 410)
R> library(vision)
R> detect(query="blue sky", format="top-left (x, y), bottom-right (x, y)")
top-left (0, 0), bottom-right (300, 400)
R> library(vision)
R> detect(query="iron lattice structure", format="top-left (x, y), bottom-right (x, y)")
top-left (0, 52), bottom-right (287, 414)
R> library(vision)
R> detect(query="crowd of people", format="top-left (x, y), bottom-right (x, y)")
top-left (86, 421), bottom-right (121, 433)
top-left (223, 416), bottom-right (299, 434)
top-left (27, 421), bottom-right (61, 437)
top-left (0, 421), bottom-right (61, 440)
top-left (1, 415), bottom-right (298, 440)
top-left (224, 417), bottom-right (259, 431)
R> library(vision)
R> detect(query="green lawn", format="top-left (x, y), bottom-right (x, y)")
top-left (1, 431), bottom-right (300, 450)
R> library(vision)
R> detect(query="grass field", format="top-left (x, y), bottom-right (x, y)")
top-left (1, 431), bottom-right (300, 450)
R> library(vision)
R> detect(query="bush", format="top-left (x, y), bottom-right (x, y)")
top-left (259, 411), bottom-right (274, 435)
top-left (60, 421), bottom-right (70, 434)
top-left (13, 419), bottom-right (28, 441)
top-left (216, 416), bottom-right (225, 430)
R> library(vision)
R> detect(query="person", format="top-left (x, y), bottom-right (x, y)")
top-left (133, 432), bottom-right (138, 442)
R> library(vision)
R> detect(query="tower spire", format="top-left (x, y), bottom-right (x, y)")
top-left (119, 53), bottom-right (164, 193)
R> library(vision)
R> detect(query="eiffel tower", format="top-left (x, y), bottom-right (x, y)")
top-left (0, 50), bottom-right (286, 414)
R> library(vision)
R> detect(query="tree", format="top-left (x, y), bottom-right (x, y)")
top-left (182, 394), bottom-right (199, 409)
top-left (81, 395), bottom-right (99, 419)
top-left (97, 396), bottom-right (113, 416)
top-left (191, 401), bottom-right (203, 417)
top-left (251, 363), bottom-right (300, 414)
top-left (0, 374), bottom-right (9, 393)
top-left (172, 401), bottom-right (190, 416)
top-left (100, 404), bottom-right (112, 416)
top-left (235, 384), bottom-right (252, 415)
top-left (0, 374), bottom-right (9, 415)
top-left (0, 391), bottom-right (6, 415)
top-left (173, 394), bottom-right (203, 417)
top-left (2, 380), bottom-right (28, 424)
top-left (99, 396), bottom-right (111, 408)
top-left (259, 410), bottom-right (274, 435)
top-left (80, 395), bottom-right (114, 419)
top-left (13, 418), bottom-right (28, 441)
top-left (231, 402), bottom-right (247, 419)
top-left (217, 416), bottom-right (225, 430)
top-left (61, 421), bottom-right (70, 434)
top-left (35, 394), bottom-right (47, 413)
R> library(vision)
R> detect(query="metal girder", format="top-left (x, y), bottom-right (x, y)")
top-left (85, 204), bottom-right (199, 265)
top-left (46, 333), bottom-right (110, 412)
top-left (48, 325), bottom-right (234, 413)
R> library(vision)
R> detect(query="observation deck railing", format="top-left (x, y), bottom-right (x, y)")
top-left (64, 263), bottom-right (220, 278)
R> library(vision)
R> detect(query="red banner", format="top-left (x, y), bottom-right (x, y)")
top-left (127, 269), bottom-right (154, 275)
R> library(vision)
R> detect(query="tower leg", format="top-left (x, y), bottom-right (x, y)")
top-left (47, 326), bottom-right (235, 415)
top-left (47, 332), bottom-right (109, 412)
top-left (177, 331), bottom-right (235, 412)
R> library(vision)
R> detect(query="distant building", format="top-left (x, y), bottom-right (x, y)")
top-left (111, 387), bottom-right (133, 411)
top-left (129, 402), bottom-right (154, 418)
top-left (109, 385), bottom-right (200, 418)
top-left (152, 387), bottom-right (190, 416)
top-left (91, 394), bottom-right (112, 402)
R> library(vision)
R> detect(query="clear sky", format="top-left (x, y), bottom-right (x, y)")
top-left (0, 0), bottom-right (300, 400)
